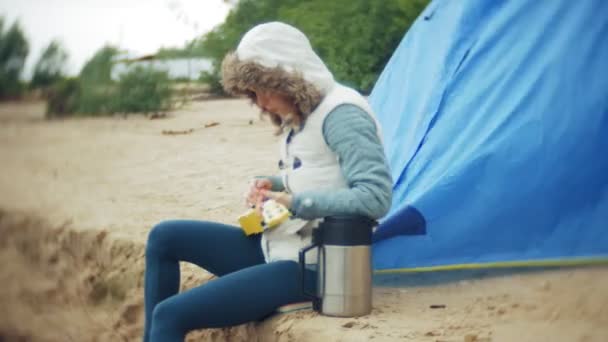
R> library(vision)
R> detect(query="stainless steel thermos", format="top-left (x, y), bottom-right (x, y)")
top-left (299, 216), bottom-right (375, 317)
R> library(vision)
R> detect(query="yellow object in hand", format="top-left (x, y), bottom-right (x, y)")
top-left (238, 209), bottom-right (264, 236)
top-left (238, 200), bottom-right (292, 235)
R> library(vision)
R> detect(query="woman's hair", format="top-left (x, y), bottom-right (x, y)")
top-left (221, 52), bottom-right (323, 134)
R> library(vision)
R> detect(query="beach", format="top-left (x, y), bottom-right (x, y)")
top-left (1, 100), bottom-right (607, 342)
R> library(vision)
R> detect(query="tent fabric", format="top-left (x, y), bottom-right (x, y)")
top-left (369, 0), bottom-right (608, 271)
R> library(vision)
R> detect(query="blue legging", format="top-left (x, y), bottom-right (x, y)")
top-left (143, 220), bottom-right (313, 342)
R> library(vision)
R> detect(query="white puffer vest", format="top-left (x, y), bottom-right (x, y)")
top-left (261, 84), bottom-right (380, 263)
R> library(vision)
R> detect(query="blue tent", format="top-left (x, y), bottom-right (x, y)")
top-left (370, 0), bottom-right (608, 272)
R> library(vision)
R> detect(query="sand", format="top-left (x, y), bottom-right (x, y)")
top-left (0, 100), bottom-right (607, 342)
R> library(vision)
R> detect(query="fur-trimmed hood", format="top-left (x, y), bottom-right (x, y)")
top-left (221, 22), bottom-right (335, 116)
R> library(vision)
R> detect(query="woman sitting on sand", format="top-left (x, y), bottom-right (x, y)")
top-left (143, 22), bottom-right (392, 342)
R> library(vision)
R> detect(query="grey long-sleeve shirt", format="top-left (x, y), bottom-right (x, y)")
top-left (267, 104), bottom-right (393, 220)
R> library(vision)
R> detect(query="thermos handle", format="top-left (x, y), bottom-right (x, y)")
top-left (298, 243), bottom-right (317, 300)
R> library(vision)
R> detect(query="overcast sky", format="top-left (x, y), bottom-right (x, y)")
top-left (0, 0), bottom-right (231, 78)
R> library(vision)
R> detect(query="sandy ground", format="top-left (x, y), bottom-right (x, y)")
top-left (0, 100), bottom-right (607, 342)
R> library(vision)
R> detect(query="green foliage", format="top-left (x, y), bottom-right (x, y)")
top-left (115, 66), bottom-right (173, 113)
top-left (46, 46), bottom-right (173, 117)
top-left (79, 45), bottom-right (119, 85)
top-left (197, 0), bottom-right (429, 94)
top-left (198, 70), bottom-right (224, 94)
top-left (31, 40), bottom-right (68, 89)
top-left (155, 46), bottom-right (195, 59)
top-left (281, 0), bottom-right (429, 92)
top-left (76, 83), bottom-right (118, 115)
top-left (46, 77), bottom-right (80, 118)
top-left (76, 45), bottom-right (119, 115)
top-left (0, 17), bottom-right (29, 99)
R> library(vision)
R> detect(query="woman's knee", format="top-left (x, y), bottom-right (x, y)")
top-left (146, 220), bottom-right (180, 256)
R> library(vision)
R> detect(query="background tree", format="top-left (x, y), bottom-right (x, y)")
top-left (77, 45), bottom-right (119, 114)
top-left (30, 40), bottom-right (68, 89)
top-left (0, 17), bottom-right (29, 99)
top-left (79, 45), bottom-right (119, 85)
top-left (281, 0), bottom-right (429, 92)
top-left (196, 0), bottom-right (429, 94)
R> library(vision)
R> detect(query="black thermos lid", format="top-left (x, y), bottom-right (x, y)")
top-left (313, 216), bottom-right (376, 246)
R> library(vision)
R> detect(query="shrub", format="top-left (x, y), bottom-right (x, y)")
top-left (45, 67), bottom-right (173, 118)
top-left (199, 69), bottom-right (224, 95)
top-left (46, 77), bottom-right (80, 118)
top-left (115, 66), bottom-right (173, 113)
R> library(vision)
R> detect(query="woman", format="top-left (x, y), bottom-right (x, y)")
top-left (143, 21), bottom-right (392, 342)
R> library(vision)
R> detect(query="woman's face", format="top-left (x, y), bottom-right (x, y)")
top-left (252, 90), bottom-right (297, 118)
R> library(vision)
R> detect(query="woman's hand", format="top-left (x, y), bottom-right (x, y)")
top-left (261, 190), bottom-right (293, 210)
top-left (245, 178), bottom-right (273, 209)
